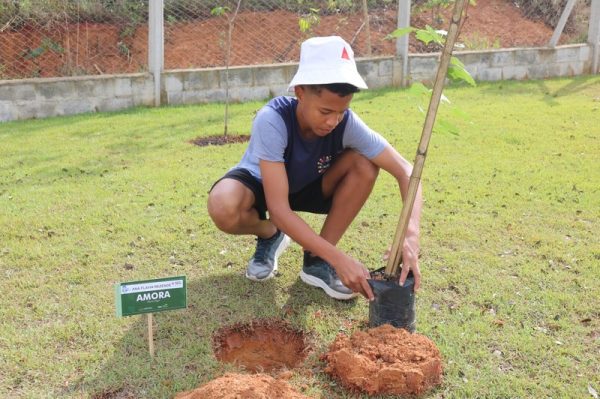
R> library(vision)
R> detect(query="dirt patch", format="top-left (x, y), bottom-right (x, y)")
top-left (190, 134), bottom-right (250, 147)
top-left (213, 319), bottom-right (309, 373)
top-left (91, 388), bottom-right (136, 399)
top-left (446, 0), bottom-right (557, 49)
top-left (322, 324), bottom-right (443, 396)
top-left (174, 372), bottom-right (310, 399)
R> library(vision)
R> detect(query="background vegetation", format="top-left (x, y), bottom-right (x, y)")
top-left (0, 0), bottom-right (398, 28)
top-left (0, 0), bottom-right (590, 28)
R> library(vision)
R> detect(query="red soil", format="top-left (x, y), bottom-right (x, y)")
top-left (174, 373), bottom-right (310, 399)
top-left (322, 324), bottom-right (443, 396)
top-left (212, 319), bottom-right (309, 373)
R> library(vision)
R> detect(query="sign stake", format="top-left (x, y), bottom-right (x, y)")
top-left (115, 275), bottom-right (187, 357)
top-left (147, 313), bottom-right (155, 357)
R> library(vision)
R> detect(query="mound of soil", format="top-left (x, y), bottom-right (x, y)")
top-left (322, 324), bottom-right (443, 396)
top-left (213, 319), bottom-right (309, 373)
top-left (175, 373), bottom-right (310, 399)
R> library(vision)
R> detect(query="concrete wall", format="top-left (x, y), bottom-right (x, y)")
top-left (410, 44), bottom-right (591, 83)
top-left (0, 44), bottom-right (593, 122)
top-left (162, 58), bottom-right (401, 106)
top-left (0, 73), bottom-right (154, 122)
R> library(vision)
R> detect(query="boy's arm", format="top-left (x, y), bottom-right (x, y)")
top-left (370, 145), bottom-right (423, 290)
top-left (259, 159), bottom-right (374, 300)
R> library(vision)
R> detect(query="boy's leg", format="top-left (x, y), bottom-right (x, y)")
top-left (208, 178), bottom-right (274, 238)
top-left (320, 150), bottom-right (379, 243)
top-left (208, 174), bottom-right (290, 281)
top-left (298, 150), bottom-right (378, 300)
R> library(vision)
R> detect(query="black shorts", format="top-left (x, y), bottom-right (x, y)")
top-left (210, 168), bottom-right (332, 220)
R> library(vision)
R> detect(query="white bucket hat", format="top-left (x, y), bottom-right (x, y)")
top-left (288, 36), bottom-right (368, 91)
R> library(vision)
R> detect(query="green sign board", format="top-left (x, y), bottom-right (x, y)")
top-left (115, 276), bottom-right (187, 317)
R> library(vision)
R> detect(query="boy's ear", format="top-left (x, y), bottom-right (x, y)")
top-left (294, 85), bottom-right (305, 101)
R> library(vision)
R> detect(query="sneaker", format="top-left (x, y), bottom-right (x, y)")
top-left (245, 230), bottom-right (290, 281)
top-left (299, 252), bottom-right (358, 300)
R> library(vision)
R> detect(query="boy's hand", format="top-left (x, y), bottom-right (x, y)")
top-left (382, 242), bottom-right (421, 292)
top-left (332, 253), bottom-right (374, 301)
top-left (399, 239), bottom-right (420, 291)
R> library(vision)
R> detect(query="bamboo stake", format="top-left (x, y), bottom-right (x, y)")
top-left (385, 0), bottom-right (468, 277)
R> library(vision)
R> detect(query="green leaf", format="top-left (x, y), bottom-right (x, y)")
top-left (415, 30), bottom-right (436, 45)
top-left (407, 82), bottom-right (431, 97)
top-left (447, 57), bottom-right (476, 86)
top-left (415, 25), bottom-right (445, 45)
top-left (435, 118), bottom-right (460, 135)
top-left (450, 56), bottom-right (466, 69)
top-left (41, 37), bottom-right (64, 53)
top-left (299, 18), bottom-right (310, 33)
top-left (448, 64), bottom-right (476, 86)
top-left (448, 106), bottom-right (470, 120)
top-left (210, 6), bottom-right (229, 16)
top-left (428, 25), bottom-right (446, 45)
top-left (24, 47), bottom-right (45, 59)
top-left (387, 27), bottom-right (416, 39)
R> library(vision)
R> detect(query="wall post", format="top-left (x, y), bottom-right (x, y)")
top-left (149, 0), bottom-right (164, 106)
top-left (396, 0), bottom-right (411, 86)
top-left (548, 0), bottom-right (577, 47)
top-left (589, 0), bottom-right (600, 73)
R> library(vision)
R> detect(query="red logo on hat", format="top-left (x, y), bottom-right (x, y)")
top-left (341, 47), bottom-right (350, 60)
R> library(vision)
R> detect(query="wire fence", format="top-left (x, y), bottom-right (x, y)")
top-left (0, 0), bottom-right (592, 80)
top-left (162, 0), bottom-right (398, 70)
top-left (0, 1), bottom-right (148, 79)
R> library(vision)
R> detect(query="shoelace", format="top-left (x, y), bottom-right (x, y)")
top-left (309, 256), bottom-right (338, 278)
top-left (253, 233), bottom-right (276, 263)
top-left (323, 262), bottom-right (338, 278)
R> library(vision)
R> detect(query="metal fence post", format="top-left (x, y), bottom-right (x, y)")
top-left (149, 0), bottom-right (165, 106)
top-left (590, 0), bottom-right (600, 74)
top-left (548, 0), bottom-right (577, 47)
top-left (396, 0), bottom-right (411, 87)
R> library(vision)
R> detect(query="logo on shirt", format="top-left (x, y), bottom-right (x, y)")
top-left (317, 155), bottom-right (332, 174)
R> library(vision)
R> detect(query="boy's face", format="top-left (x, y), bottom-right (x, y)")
top-left (295, 86), bottom-right (353, 139)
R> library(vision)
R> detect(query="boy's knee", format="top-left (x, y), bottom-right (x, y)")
top-left (352, 153), bottom-right (379, 181)
top-left (207, 189), bottom-right (242, 233)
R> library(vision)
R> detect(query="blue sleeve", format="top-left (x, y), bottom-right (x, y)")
top-left (342, 110), bottom-right (389, 158)
top-left (251, 106), bottom-right (288, 163)
top-left (235, 106), bottom-right (288, 180)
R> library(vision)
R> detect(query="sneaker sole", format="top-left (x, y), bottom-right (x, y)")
top-left (245, 234), bottom-right (291, 282)
top-left (299, 271), bottom-right (359, 300)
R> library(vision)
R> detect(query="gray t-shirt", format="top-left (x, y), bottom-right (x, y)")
top-left (236, 96), bottom-right (388, 193)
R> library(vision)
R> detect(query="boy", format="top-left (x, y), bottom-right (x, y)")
top-left (208, 36), bottom-right (422, 301)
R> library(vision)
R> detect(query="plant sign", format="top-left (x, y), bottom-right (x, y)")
top-left (114, 276), bottom-right (187, 357)
top-left (115, 276), bottom-right (187, 317)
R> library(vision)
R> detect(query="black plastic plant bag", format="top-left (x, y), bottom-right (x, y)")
top-left (368, 268), bottom-right (416, 332)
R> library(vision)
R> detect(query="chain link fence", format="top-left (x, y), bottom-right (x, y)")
top-left (0, 0), bottom-right (398, 80)
top-left (0, 0), bottom-right (593, 80)
top-left (0, 1), bottom-right (149, 80)
top-left (162, 0), bottom-right (398, 70)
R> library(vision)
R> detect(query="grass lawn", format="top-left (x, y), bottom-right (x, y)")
top-left (1, 76), bottom-right (599, 398)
